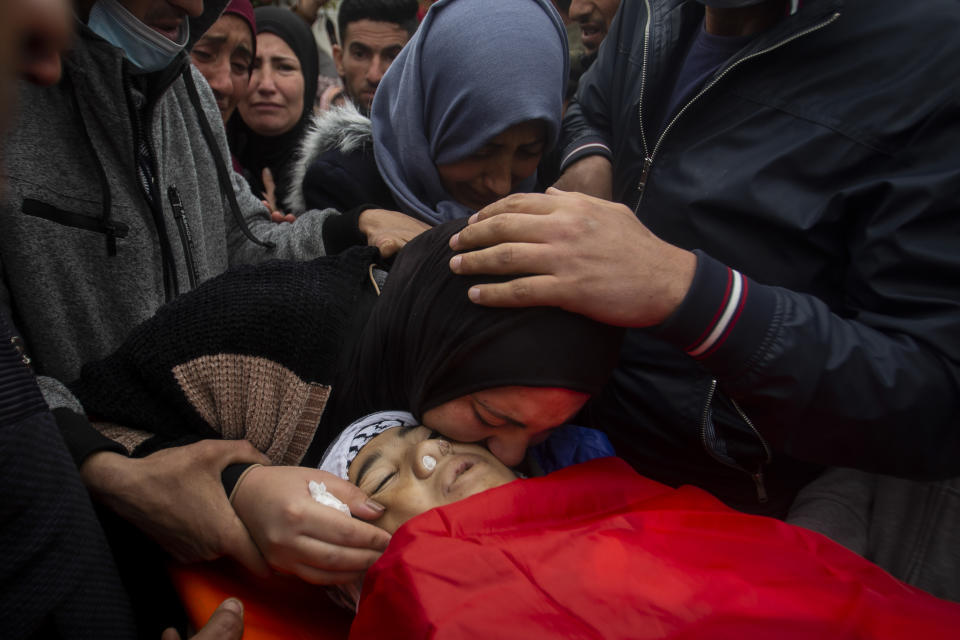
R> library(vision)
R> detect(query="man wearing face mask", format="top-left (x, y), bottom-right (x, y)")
top-left (0, 1), bottom-right (250, 639)
top-left (0, 0), bottom-right (391, 632)
top-left (449, 0), bottom-right (960, 599)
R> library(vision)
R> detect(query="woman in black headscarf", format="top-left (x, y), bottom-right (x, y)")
top-left (331, 217), bottom-right (623, 466)
top-left (70, 220), bottom-right (623, 584)
top-left (233, 6), bottom-right (318, 211)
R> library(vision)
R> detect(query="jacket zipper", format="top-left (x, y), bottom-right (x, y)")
top-left (699, 378), bottom-right (773, 503)
top-left (131, 76), bottom-right (179, 302)
top-left (10, 335), bottom-right (32, 371)
top-left (633, 4), bottom-right (842, 211)
top-left (168, 186), bottom-right (199, 290)
top-left (730, 396), bottom-right (773, 503)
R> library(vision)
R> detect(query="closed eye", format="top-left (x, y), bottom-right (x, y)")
top-left (372, 471), bottom-right (396, 495)
top-left (519, 144), bottom-right (545, 158)
top-left (472, 406), bottom-right (499, 428)
top-left (473, 400), bottom-right (524, 429)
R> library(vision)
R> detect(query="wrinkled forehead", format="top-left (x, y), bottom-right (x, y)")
top-left (342, 19), bottom-right (411, 48)
top-left (204, 13), bottom-right (254, 47)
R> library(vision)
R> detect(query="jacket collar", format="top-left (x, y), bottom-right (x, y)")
top-left (647, 0), bottom-right (844, 67)
top-left (642, 0), bottom-right (844, 113)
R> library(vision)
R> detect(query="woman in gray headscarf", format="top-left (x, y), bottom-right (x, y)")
top-left (291, 0), bottom-right (569, 254)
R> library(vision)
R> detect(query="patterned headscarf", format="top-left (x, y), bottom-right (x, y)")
top-left (319, 411), bottom-right (417, 480)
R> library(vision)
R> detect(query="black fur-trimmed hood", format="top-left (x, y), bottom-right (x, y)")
top-left (285, 102), bottom-right (373, 213)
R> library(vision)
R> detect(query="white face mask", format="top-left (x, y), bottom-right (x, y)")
top-left (88, 0), bottom-right (190, 73)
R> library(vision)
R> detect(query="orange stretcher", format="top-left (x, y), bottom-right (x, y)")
top-left (168, 559), bottom-right (352, 639)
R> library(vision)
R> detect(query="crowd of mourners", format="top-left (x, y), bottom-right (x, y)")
top-left (2, 0), bottom-right (960, 638)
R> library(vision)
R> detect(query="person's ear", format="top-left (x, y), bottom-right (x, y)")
top-left (332, 43), bottom-right (345, 77)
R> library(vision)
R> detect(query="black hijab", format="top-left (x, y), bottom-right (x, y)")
top-left (334, 218), bottom-right (625, 425)
top-left (232, 6), bottom-right (318, 208)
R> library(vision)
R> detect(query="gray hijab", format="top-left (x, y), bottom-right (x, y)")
top-left (371, 0), bottom-right (569, 224)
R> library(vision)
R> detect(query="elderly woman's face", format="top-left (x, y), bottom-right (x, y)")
top-left (436, 120), bottom-right (547, 211)
top-left (190, 14), bottom-right (253, 123)
top-left (349, 426), bottom-right (517, 533)
top-left (239, 32), bottom-right (305, 136)
top-left (421, 386), bottom-right (589, 467)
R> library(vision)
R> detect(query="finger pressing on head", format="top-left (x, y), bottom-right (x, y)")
top-left (465, 274), bottom-right (563, 309)
top-left (473, 192), bottom-right (560, 222)
top-left (450, 210), bottom-right (555, 252)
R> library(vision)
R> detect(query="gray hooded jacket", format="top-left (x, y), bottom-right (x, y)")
top-left (0, 1), bottom-right (340, 459)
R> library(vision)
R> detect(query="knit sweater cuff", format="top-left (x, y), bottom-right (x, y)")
top-left (222, 462), bottom-right (255, 497)
top-left (54, 408), bottom-right (126, 467)
top-left (322, 205), bottom-right (373, 255)
top-left (654, 250), bottom-right (777, 377)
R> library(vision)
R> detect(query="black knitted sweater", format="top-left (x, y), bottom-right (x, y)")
top-left (70, 246), bottom-right (382, 475)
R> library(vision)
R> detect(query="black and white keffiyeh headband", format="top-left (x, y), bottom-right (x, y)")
top-left (318, 411), bottom-right (418, 480)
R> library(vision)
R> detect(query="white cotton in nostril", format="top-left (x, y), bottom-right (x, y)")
top-left (422, 455), bottom-right (437, 471)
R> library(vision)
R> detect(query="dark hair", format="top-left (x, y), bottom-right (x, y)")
top-left (337, 0), bottom-right (419, 43)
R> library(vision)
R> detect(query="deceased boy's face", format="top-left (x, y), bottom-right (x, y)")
top-left (348, 426), bottom-right (517, 533)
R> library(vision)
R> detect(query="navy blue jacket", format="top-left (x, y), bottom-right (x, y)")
top-left (562, 0), bottom-right (960, 514)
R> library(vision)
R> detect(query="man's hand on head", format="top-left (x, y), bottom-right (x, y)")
top-left (80, 440), bottom-right (272, 576)
top-left (448, 188), bottom-right (697, 328)
top-left (230, 465), bottom-right (391, 585)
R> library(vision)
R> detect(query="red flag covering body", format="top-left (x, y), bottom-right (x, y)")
top-left (352, 458), bottom-right (960, 639)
